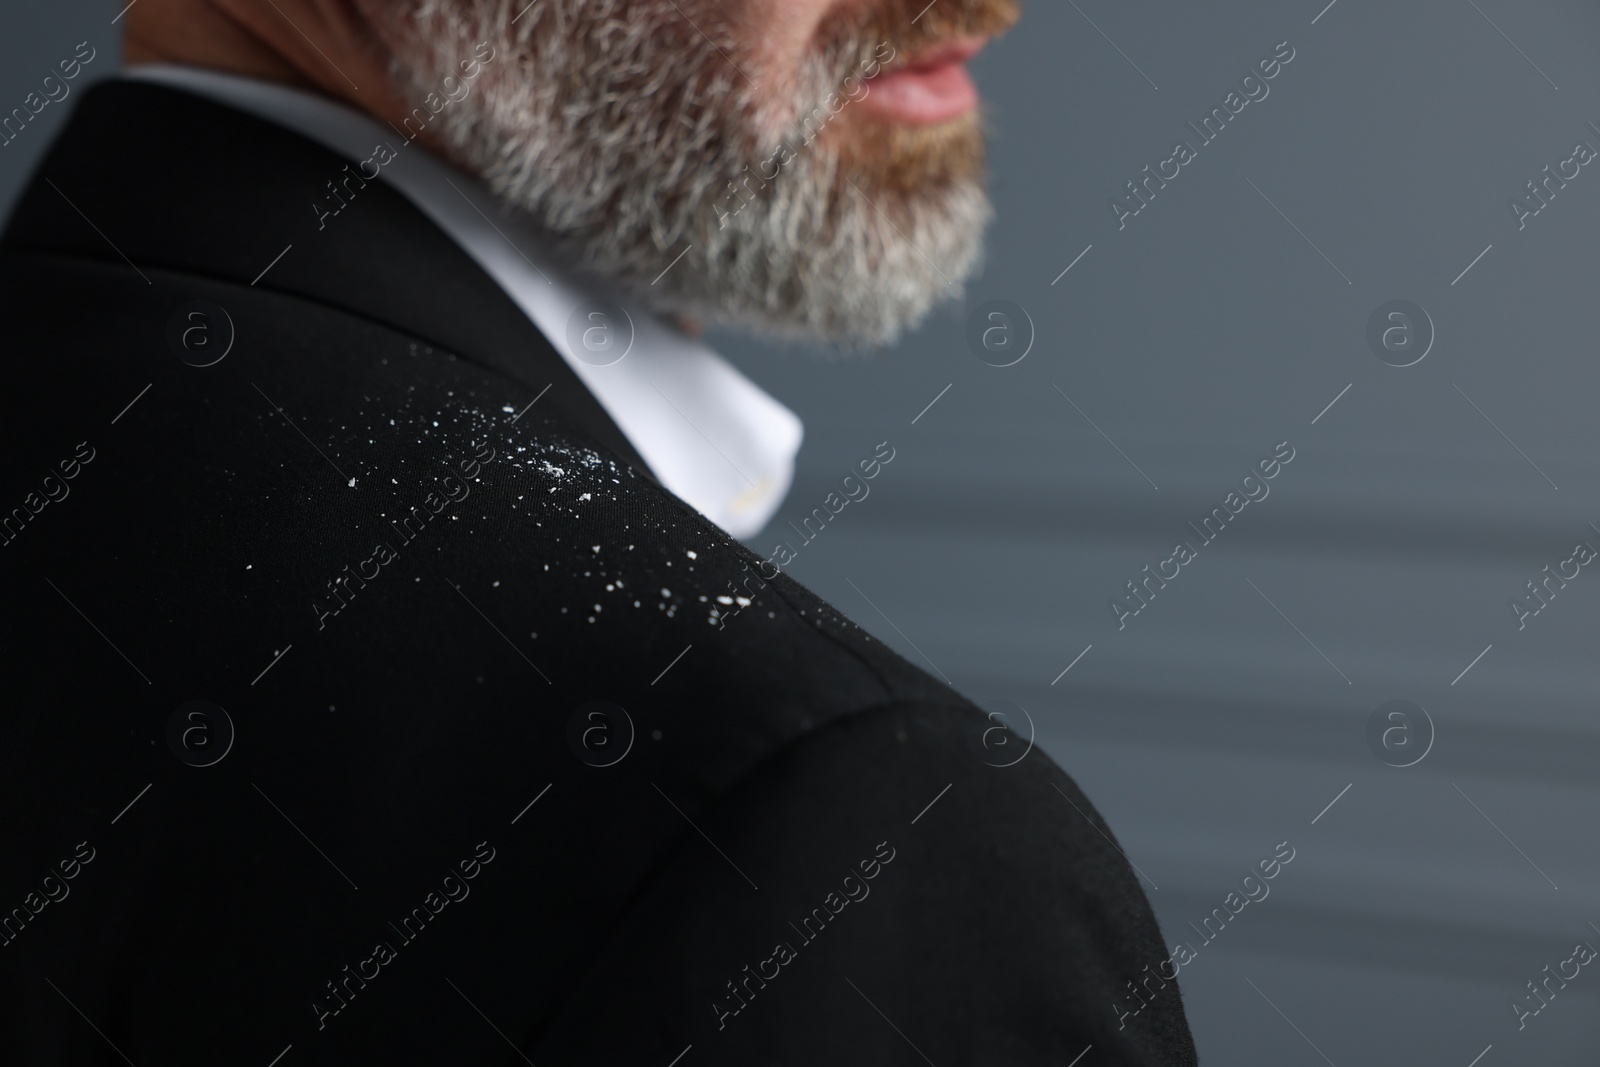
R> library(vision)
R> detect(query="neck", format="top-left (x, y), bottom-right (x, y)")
top-left (123, 0), bottom-right (319, 88)
top-left (120, 0), bottom-right (416, 144)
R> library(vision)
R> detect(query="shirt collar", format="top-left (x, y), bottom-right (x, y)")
top-left (120, 64), bottom-right (801, 540)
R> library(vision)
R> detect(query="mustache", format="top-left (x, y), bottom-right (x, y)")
top-left (814, 0), bottom-right (1021, 77)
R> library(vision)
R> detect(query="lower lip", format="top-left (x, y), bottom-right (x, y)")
top-left (854, 53), bottom-right (980, 126)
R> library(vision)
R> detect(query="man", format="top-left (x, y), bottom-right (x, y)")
top-left (0, 0), bottom-right (1197, 1063)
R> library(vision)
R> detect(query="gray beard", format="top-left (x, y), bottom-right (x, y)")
top-left (385, 0), bottom-right (990, 346)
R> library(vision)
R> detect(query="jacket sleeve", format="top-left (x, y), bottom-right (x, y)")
top-left (528, 699), bottom-right (1200, 1066)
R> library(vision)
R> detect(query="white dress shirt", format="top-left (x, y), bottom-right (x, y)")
top-left (121, 64), bottom-right (801, 540)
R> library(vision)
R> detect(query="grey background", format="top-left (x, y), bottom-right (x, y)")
top-left (7, 2), bottom-right (1600, 1064)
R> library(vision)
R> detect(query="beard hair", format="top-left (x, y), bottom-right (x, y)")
top-left (371, 0), bottom-right (1019, 346)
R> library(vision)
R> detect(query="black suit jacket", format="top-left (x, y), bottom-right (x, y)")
top-left (0, 82), bottom-right (1198, 1066)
